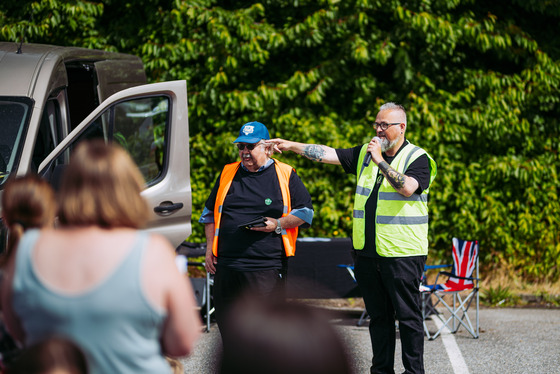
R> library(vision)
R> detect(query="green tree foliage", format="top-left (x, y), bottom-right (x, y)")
top-left (1, 0), bottom-right (559, 281)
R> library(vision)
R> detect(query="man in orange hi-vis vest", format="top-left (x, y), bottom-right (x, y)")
top-left (199, 121), bottom-right (313, 345)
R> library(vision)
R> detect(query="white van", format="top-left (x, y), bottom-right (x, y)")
top-left (0, 42), bottom-right (191, 248)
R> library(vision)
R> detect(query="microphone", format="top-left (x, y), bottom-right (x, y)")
top-left (363, 137), bottom-right (381, 167)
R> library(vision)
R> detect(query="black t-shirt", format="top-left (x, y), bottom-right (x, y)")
top-left (335, 140), bottom-right (431, 257)
top-left (205, 162), bottom-right (313, 271)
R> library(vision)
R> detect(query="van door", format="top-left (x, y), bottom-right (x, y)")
top-left (39, 80), bottom-right (191, 247)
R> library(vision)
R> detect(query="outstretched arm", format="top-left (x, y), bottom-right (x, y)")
top-left (268, 139), bottom-right (341, 165)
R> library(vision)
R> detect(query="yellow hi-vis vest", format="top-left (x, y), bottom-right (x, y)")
top-left (352, 142), bottom-right (437, 257)
top-left (212, 160), bottom-right (298, 257)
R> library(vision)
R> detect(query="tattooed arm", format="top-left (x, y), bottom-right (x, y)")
top-left (377, 161), bottom-right (419, 197)
top-left (267, 139), bottom-right (341, 165)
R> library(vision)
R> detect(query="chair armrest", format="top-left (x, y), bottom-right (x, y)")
top-left (337, 264), bottom-right (356, 282)
top-left (424, 264), bottom-right (452, 270)
top-left (422, 264), bottom-right (452, 284)
top-left (337, 264), bottom-right (354, 269)
top-left (439, 271), bottom-right (480, 281)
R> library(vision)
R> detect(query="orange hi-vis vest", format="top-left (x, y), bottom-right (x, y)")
top-left (212, 160), bottom-right (298, 257)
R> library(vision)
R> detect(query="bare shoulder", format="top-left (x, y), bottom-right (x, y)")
top-left (143, 234), bottom-right (177, 270)
top-left (146, 234), bottom-right (175, 253)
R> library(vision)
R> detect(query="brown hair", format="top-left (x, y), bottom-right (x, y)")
top-left (57, 140), bottom-right (149, 229)
top-left (1, 174), bottom-right (56, 265)
top-left (6, 336), bottom-right (88, 374)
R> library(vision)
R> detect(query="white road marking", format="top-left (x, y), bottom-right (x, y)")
top-left (431, 316), bottom-right (470, 374)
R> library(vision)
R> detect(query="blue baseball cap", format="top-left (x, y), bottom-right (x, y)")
top-left (233, 121), bottom-right (270, 143)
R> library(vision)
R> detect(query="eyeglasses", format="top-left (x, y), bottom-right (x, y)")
top-left (374, 122), bottom-right (401, 131)
top-left (236, 143), bottom-right (262, 151)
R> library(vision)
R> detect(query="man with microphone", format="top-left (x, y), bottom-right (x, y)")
top-left (269, 102), bottom-right (437, 374)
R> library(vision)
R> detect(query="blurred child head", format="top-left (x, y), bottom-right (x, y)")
top-left (6, 336), bottom-right (88, 374)
top-left (219, 295), bottom-right (352, 374)
top-left (1, 174), bottom-right (56, 265)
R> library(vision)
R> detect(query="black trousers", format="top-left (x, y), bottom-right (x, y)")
top-left (213, 266), bottom-right (284, 344)
top-left (354, 255), bottom-right (426, 374)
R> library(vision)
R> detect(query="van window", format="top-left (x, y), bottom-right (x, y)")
top-left (0, 97), bottom-right (33, 186)
top-left (112, 97), bottom-right (169, 183)
top-left (63, 96), bottom-right (170, 185)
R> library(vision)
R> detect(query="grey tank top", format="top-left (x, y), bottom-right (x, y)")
top-left (12, 229), bottom-right (171, 374)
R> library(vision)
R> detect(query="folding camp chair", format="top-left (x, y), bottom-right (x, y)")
top-left (185, 261), bottom-right (215, 332)
top-left (201, 271), bottom-right (215, 332)
top-left (176, 243), bottom-right (215, 332)
top-left (337, 264), bottom-right (369, 326)
top-left (421, 238), bottom-right (480, 340)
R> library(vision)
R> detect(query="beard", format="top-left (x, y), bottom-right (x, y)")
top-left (379, 134), bottom-right (401, 152)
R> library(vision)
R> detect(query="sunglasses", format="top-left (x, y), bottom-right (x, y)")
top-left (236, 143), bottom-right (262, 151)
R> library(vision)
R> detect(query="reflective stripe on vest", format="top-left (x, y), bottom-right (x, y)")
top-left (352, 142), bottom-right (437, 257)
top-left (212, 161), bottom-right (298, 257)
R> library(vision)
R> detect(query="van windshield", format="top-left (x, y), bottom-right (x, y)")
top-left (0, 97), bottom-right (33, 186)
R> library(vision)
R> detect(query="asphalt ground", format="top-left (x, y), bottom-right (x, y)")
top-left (179, 306), bottom-right (560, 374)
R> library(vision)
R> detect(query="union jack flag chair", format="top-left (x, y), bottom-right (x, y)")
top-left (421, 238), bottom-right (480, 340)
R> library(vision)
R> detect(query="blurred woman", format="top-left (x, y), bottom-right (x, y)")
top-left (1, 140), bottom-right (201, 374)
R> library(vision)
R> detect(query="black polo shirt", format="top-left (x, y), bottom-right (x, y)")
top-left (205, 162), bottom-right (313, 270)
